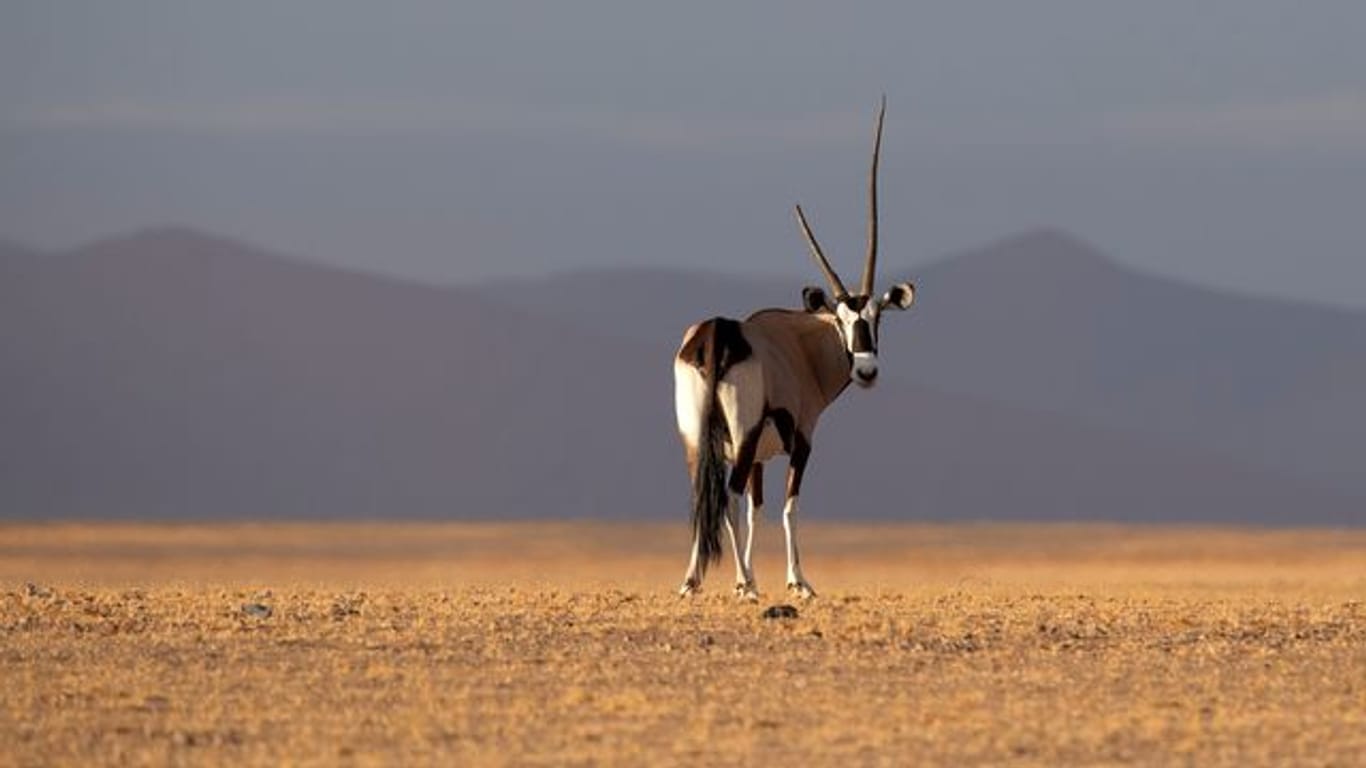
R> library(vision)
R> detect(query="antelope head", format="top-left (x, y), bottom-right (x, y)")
top-left (794, 97), bottom-right (916, 388)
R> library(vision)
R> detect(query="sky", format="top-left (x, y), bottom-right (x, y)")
top-left (3, 1), bottom-right (1365, 306)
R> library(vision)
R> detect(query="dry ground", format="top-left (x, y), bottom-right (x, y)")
top-left (1, 522), bottom-right (1363, 766)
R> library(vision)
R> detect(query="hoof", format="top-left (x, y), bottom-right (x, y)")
top-left (786, 581), bottom-right (817, 600)
top-left (678, 579), bottom-right (701, 597)
top-left (734, 582), bottom-right (760, 602)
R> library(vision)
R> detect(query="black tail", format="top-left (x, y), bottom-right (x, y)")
top-left (692, 378), bottom-right (728, 575)
top-left (688, 318), bottom-right (751, 577)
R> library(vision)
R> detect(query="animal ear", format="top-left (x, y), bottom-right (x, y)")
top-left (801, 286), bottom-right (831, 313)
top-left (881, 281), bottom-right (915, 310)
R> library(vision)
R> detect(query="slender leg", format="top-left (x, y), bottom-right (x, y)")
top-left (722, 431), bottom-right (760, 601)
top-left (678, 451), bottom-right (702, 596)
top-left (724, 492), bottom-right (757, 601)
top-left (744, 463), bottom-right (763, 584)
top-left (679, 534), bottom-right (702, 596)
top-left (784, 438), bottom-right (816, 599)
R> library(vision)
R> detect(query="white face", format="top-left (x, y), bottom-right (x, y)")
top-left (834, 299), bottom-right (882, 388)
top-left (805, 281), bottom-right (915, 390)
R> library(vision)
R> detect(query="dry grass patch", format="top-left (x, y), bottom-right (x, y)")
top-left (2, 522), bottom-right (1364, 766)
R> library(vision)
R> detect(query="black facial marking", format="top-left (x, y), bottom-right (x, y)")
top-left (844, 295), bottom-right (869, 312)
top-left (851, 319), bottom-right (874, 353)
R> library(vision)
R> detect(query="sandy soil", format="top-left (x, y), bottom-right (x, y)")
top-left (2, 522), bottom-right (1363, 766)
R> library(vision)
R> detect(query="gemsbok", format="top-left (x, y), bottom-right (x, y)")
top-left (673, 98), bottom-right (916, 600)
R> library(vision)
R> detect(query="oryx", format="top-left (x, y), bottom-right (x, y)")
top-left (673, 98), bottom-right (916, 600)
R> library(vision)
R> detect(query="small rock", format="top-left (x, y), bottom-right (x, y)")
top-left (330, 593), bottom-right (363, 619)
top-left (762, 604), bottom-right (799, 620)
top-left (241, 603), bottom-right (272, 619)
top-left (698, 634), bottom-right (715, 649)
top-left (24, 583), bottom-right (53, 599)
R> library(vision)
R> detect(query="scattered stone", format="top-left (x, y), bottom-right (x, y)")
top-left (241, 603), bottom-right (272, 619)
top-left (330, 594), bottom-right (363, 620)
top-left (142, 695), bottom-right (171, 711)
top-left (24, 583), bottom-right (53, 599)
top-left (762, 604), bottom-right (799, 620)
top-left (698, 634), bottom-right (715, 649)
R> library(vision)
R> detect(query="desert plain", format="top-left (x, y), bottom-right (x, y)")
top-left (1, 521), bottom-right (1363, 766)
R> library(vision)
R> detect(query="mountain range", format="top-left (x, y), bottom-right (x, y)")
top-left (2, 228), bottom-right (1361, 524)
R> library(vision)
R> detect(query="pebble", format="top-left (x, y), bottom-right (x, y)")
top-left (24, 583), bottom-right (53, 599)
top-left (762, 604), bottom-right (799, 620)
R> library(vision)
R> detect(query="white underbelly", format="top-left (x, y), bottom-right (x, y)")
top-left (751, 420), bottom-right (785, 462)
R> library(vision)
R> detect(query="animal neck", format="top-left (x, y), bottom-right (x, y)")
top-left (812, 314), bottom-right (854, 403)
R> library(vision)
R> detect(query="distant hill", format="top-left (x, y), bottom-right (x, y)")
top-left (487, 230), bottom-right (1366, 498)
top-left (0, 229), bottom-right (681, 519)
top-left (0, 228), bottom-right (1360, 524)
top-left (897, 229), bottom-right (1366, 496)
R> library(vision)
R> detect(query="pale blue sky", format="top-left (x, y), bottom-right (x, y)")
top-left (3, 2), bottom-right (1365, 305)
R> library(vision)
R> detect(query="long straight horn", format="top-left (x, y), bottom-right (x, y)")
top-left (794, 204), bottom-right (848, 300)
top-left (860, 95), bottom-right (886, 298)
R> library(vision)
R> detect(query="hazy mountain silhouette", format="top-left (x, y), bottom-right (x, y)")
top-left (896, 229), bottom-right (1366, 496)
top-left (1, 228), bottom-right (1360, 524)
top-left (488, 230), bottom-right (1366, 499)
top-left (1, 229), bottom-right (680, 519)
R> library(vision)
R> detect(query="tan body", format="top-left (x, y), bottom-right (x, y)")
top-left (674, 309), bottom-right (848, 470)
